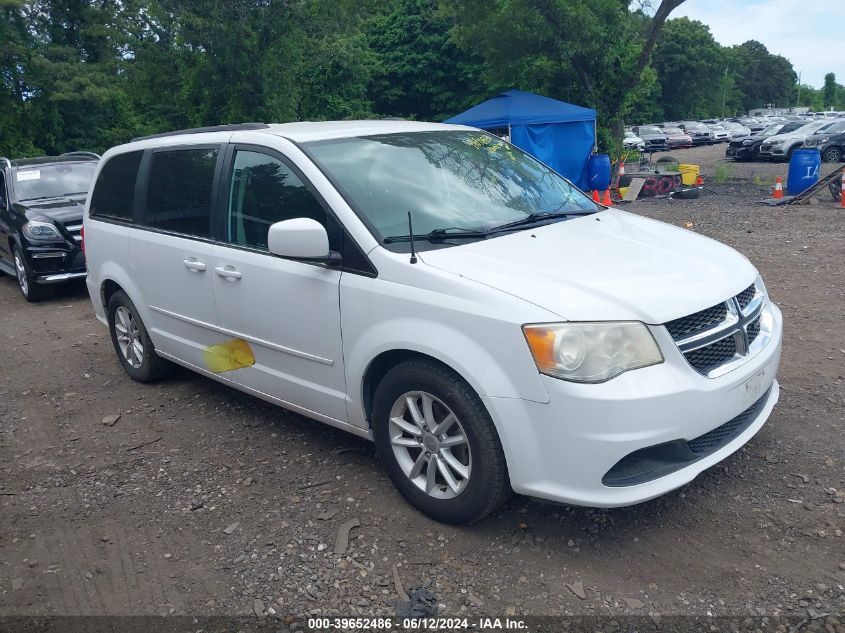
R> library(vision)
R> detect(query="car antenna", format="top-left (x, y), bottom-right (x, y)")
top-left (407, 212), bottom-right (417, 264)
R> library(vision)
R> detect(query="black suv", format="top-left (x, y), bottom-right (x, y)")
top-left (0, 152), bottom-right (99, 301)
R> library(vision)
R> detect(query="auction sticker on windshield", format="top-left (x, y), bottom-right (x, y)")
top-left (16, 170), bottom-right (41, 181)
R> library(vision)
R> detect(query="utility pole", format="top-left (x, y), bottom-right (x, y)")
top-left (721, 68), bottom-right (728, 118)
top-left (795, 70), bottom-right (801, 109)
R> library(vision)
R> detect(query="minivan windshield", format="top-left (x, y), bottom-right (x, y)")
top-left (304, 131), bottom-right (598, 246)
top-left (13, 162), bottom-right (97, 201)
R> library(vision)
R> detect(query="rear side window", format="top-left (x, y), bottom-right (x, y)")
top-left (90, 151), bottom-right (142, 221)
top-left (142, 148), bottom-right (219, 238)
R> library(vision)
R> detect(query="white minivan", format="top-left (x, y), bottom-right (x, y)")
top-left (84, 121), bottom-right (782, 524)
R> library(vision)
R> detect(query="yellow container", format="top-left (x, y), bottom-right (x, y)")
top-left (619, 186), bottom-right (629, 198)
top-left (679, 164), bottom-right (700, 186)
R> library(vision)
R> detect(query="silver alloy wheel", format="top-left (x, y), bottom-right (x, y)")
top-left (824, 147), bottom-right (841, 163)
top-left (389, 391), bottom-right (472, 499)
top-left (13, 251), bottom-right (28, 296)
top-left (114, 306), bottom-right (144, 368)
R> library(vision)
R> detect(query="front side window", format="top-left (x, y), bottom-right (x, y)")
top-left (304, 131), bottom-right (597, 247)
top-left (225, 150), bottom-right (326, 250)
top-left (142, 148), bottom-right (219, 238)
top-left (90, 151), bottom-right (141, 221)
top-left (13, 162), bottom-right (97, 203)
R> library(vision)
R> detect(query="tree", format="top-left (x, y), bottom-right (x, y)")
top-left (441, 0), bottom-right (686, 149)
top-left (366, 0), bottom-right (485, 121)
top-left (725, 41), bottom-right (796, 113)
top-left (651, 18), bottom-right (724, 120)
top-left (822, 72), bottom-right (837, 110)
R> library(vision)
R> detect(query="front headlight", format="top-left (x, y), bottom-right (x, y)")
top-left (23, 220), bottom-right (63, 242)
top-left (769, 139), bottom-right (784, 146)
top-left (742, 139), bottom-right (754, 146)
top-left (523, 322), bottom-right (664, 383)
top-left (816, 136), bottom-right (829, 144)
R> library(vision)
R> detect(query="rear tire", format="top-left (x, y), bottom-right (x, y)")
top-left (13, 245), bottom-right (51, 302)
top-left (107, 290), bottom-right (174, 383)
top-left (372, 359), bottom-right (511, 524)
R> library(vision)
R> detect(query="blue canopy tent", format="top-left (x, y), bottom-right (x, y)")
top-left (445, 89), bottom-right (596, 190)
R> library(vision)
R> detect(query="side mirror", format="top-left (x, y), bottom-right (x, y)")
top-left (268, 218), bottom-right (330, 260)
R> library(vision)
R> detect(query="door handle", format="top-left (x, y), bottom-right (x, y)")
top-left (214, 265), bottom-right (242, 281)
top-left (183, 258), bottom-right (206, 272)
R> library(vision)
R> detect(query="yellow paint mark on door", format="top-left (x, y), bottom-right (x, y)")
top-left (204, 339), bottom-right (255, 373)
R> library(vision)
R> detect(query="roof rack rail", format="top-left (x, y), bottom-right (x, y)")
top-left (0, 157), bottom-right (11, 170)
top-left (131, 123), bottom-right (270, 142)
top-left (60, 151), bottom-right (101, 159)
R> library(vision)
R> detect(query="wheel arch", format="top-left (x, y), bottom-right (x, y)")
top-left (361, 349), bottom-right (466, 430)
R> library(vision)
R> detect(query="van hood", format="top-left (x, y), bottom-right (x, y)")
top-left (419, 209), bottom-right (757, 324)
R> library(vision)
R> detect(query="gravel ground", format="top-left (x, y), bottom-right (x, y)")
top-left (0, 143), bottom-right (843, 628)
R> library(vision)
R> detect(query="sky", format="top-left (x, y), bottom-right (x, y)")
top-left (671, 0), bottom-right (835, 88)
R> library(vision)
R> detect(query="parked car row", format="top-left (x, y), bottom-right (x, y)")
top-left (625, 111), bottom-right (845, 163)
top-left (726, 118), bottom-right (845, 163)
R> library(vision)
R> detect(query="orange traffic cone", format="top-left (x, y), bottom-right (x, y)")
top-left (602, 189), bottom-right (612, 205)
top-left (592, 190), bottom-right (600, 202)
top-left (619, 161), bottom-right (625, 177)
top-left (772, 176), bottom-right (784, 199)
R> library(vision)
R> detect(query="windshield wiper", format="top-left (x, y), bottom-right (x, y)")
top-left (383, 227), bottom-right (489, 244)
top-left (485, 210), bottom-right (594, 234)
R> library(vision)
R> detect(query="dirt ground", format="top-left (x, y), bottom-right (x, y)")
top-left (1, 143), bottom-right (843, 627)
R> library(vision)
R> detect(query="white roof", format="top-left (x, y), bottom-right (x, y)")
top-left (264, 120), bottom-right (471, 142)
top-left (102, 120), bottom-right (475, 158)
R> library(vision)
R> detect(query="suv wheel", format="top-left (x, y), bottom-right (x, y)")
top-left (822, 146), bottom-right (842, 163)
top-left (13, 245), bottom-right (50, 302)
top-left (107, 290), bottom-right (174, 382)
top-left (372, 359), bottom-right (511, 524)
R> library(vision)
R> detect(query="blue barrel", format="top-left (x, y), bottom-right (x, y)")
top-left (586, 153), bottom-right (611, 191)
top-left (787, 149), bottom-right (821, 195)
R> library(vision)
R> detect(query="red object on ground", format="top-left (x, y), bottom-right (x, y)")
top-left (602, 190), bottom-right (612, 205)
top-left (592, 190), bottom-right (600, 202)
top-left (773, 177), bottom-right (784, 199)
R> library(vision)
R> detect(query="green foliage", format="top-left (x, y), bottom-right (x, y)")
top-left (0, 0), bottom-right (835, 159)
top-left (822, 73), bottom-right (840, 110)
top-left (651, 18), bottom-right (723, 120)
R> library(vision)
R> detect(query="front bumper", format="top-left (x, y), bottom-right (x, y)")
top-left (726, 145), bottom-right (754, 159)
top-left (483, 302), bottom-right (783, 507)
top-left (26, 243), bottom-right (86, 283)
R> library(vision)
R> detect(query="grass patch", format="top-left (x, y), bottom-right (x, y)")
top-left (713, 162), bottom-right (733, 183)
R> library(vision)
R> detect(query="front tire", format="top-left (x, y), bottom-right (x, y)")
top-left (822, 146), bottom-right (842, 163)
top-left (13, 245), bottom-right (51, 302)
top-left (107, 290), bottom-right (174, 382)
top-left (372, 359), bottom-right (511, 524)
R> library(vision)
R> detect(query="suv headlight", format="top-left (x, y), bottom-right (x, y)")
top-left (816, 136), bottom-right (829, 144)
top-left (742, 139), bottom-right (754, 146)
top-left (23, 220), bottom-right (63, 242)
top-left (523, 322), bottom-right (663, 383)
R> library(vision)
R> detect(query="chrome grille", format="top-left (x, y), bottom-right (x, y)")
top-left (736, 284), bottom-right (755, 310)
top-left (665, 281), bottom-right (770, 378)
top-left (665, 303), bottom-right (727, 339)
top-left (747, 315), bottom-right (761, 345)
top-left (684, 335), bottom-right (738, 374)
top-left (65, 223), bottom-right (83, 242)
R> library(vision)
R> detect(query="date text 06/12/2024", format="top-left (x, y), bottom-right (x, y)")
top-left (307, 617), bottom-right (528, 630)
